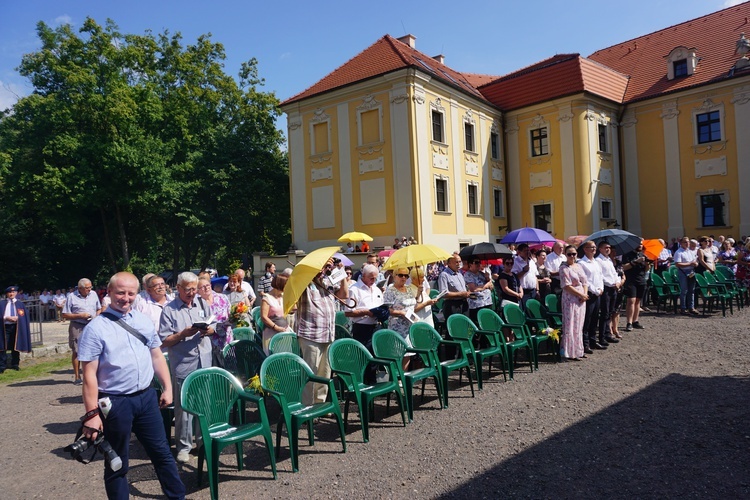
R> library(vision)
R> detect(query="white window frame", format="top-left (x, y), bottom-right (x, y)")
top-left (666, 46), bottom-right (698, 80)
top-left (693, 99), bottom-right (724, 146)
top-left (309, 111), bottom-right (332, 156)
top-left (530, 201), bottom-right (554, 233)
top-left (528, 115), bottom-right (550, 158)
top-left (600, 198), bottom-right (613, 220)
top-left (490, 129), bottom-right (500, 160)
top-left (434, 175), bottom-right (451, 213)
top-left (696, 190), bottom-right (730, 228)
top-left (356, 100), bottom-right (383, 147)
top-left (492, 186), bottom-right (505, 218)
top-left (467, 181), bottom-right (479, 215)
top-left (597, 123), bottom-right (609, 153)
top-left (430, 99), bottom-right (447, 145)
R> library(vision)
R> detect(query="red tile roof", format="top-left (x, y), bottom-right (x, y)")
top-left (477, 54), bottom-right (629, 111)
top-left (588, 2), bottom-right (750, 102)
top-left (282, 35), bottom-right (488, 106)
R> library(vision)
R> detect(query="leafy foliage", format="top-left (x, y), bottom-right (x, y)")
top-left (0, 18), bottom-right (290, 288)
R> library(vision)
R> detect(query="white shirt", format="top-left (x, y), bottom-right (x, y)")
top-left (53, 293), bottom-right (66, 307)
top-left (674, 247), bottom-right (697, 271)
top-left (512, 255), bottom-right (538, 290)
top-left (347, 279), bottom-right (383, 325)
top-left (134, 294), bottom-right (169, 332)
top-left (596, 254), bottom-right (619, 287)
top-left (4, 299), bottom-right (18, 323)
top-left (546, 251), bottom-right (564, 274)
top-left (222, 280), bottom-right (256, 300)
top-left (579, 256), bottom-right (604, 295)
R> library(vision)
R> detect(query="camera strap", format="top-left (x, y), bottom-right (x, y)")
top-left (101, 312), bottom-right (149, 346)
top-left (70, 425), bottom-right (104, 465)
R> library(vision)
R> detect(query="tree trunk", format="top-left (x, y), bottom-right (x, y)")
top-left (100, 208), bottom-right (118, 274)
top-left (115, 203), bottom-right (130, 269)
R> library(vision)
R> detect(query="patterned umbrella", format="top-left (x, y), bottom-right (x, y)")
top-left (500, 227), bottom-right (556, 245)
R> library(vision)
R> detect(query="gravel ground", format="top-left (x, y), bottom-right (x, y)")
top-left (1, 307), bottom-right (749, 499)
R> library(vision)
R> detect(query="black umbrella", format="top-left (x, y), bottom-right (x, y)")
top-left (459, 242), bottom-right (513, 261)
top-left (582, 229), bottom-right (641, 255)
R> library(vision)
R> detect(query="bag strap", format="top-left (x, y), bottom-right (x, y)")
top-left (101, 312), bottom-right (149, 346)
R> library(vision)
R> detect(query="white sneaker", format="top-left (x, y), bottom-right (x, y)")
top-left (176, 450), bottom-right (191, 463)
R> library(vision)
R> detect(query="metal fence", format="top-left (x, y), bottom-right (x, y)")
top-left (21, 299), bottom-right (44, 346)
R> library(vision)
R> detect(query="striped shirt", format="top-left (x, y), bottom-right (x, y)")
top-left (296, 282), bottom-right (337, 344)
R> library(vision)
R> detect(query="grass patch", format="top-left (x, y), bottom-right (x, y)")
top-left (0, 354), bottom-right (70, 385)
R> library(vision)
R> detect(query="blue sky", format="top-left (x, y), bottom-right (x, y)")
top-left (1, 0), bottom-right (743, 123)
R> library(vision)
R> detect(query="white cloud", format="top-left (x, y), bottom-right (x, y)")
top-left (724, 0), bottom-right (744, 7)
top-left (53, 15), bottom-right (73, 26)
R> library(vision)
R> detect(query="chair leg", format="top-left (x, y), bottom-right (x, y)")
top-left (465, 366), bottom-right (475, 398)
top-left (263, 428), bottom-right (278, 479)
top-left (291, 421), bottom-right (300, 472)
top-left (404, 378), bottom-right (414, 422)
top-left (335, 412), bottom-right (347, 453)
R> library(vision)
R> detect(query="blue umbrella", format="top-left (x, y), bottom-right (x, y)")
top-left (211, 275), bottom-right (229, 288)
top-left (500, 227), bottom-right (556, 245)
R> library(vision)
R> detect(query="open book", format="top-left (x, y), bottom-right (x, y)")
top-left (192, 315), bottom-right (216, 329)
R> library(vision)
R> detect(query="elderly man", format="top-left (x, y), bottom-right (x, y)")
top-left (296, 258), bottom-right (349, 406)
top-left (77, 272), bottom-right (184, 499)
top-left (159, 272), bottom-right (216, 464)
top-left (464, 260), bottom-right (494, 324)
top-left (579, 241), bottom-right (606, 351)
top-left (546, 241), bottom-right (565, 294)
top-left (596, 241), bottom-right (621, 344)
top-left (257, 262), bottom-right (276, 298)
top-left (135, 275), bottom-right (170, 332)
top-left (345, 264), bottom-right (384, 350)
top-left (1, 286), bottom-right (32, 372)
top-left (512, 243), bottom-right (538, 310)
top-left (63, 279), bottom-right (102, 385)
top-left (674, 236), bottom-right (699, 315)
top-left (438, 253), bottom-right (471, 319)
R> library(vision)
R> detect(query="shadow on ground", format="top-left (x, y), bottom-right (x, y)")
top-left (441, 374), bottom-right (750, 499)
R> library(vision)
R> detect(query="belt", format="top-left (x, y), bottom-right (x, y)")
top-left (523, 288), bottom-right (536, 293)
top-left (99, 387), bottom-right (150, 398)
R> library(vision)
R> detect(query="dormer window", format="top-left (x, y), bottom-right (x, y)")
top-left (666, 46), bottom-right (698, 80)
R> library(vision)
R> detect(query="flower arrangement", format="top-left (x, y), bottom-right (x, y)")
top-left (246, 375), bottom-right (264, 395)
top-left (543, 327), bottom-right (560, 343)
top-left (230, 302), bottom-right (249, 327)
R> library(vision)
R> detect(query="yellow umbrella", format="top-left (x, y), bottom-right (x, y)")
top-left (382, 244), bottom-right (452, 270)
top-left (338, 231), bottom-right (373, 243)
top-left (283, 246), bottom-right (341, 315)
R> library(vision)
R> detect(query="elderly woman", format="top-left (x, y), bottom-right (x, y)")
top-left (736, 241), bottom-right (750, 288)
top-left (696, 236), bottom-right (716, 274)
top-left (717, 238), bottom-right (738, 275)
top-left (464, 260), bottom-right (494, 324)
top-left (260, 274), bottom-right (289, 354)
top-left (224, 275), bottom-right (251, 307)
top-left (384, 267), bottom-right (418, 370)
top-left (197, 276), bottom-right (232, 361)
top-left (410, 265), bottom-right (437, 327)
top-left (559, 245), bottom-right (588, 361)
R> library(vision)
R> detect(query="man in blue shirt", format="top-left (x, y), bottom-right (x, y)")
top-left (63, 278), bottom-right (101, 385)
top-left (78, 272), bottom-right (184, 499)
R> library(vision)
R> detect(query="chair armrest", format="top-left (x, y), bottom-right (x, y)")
top-left (238, 391), bottom-right (263, 405)
top-left (406, 347), bottom-right (433, 355)
top-left (308, 374), bottom-right (333, 385)
top-left (370, 357), bottom-right (396, 368)
top-left (331, 368), bottom-right (356, 377)
top-left (438, 339), bottom-right (463, 347)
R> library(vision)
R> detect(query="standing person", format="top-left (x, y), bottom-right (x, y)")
top-left (717, 238), bottom-right (738, 274)
top-left (656, 239), bottom-right (673, 276)
top-left (134, 275), bottom-right (170, 333)
top-left (536, 250), bottom-right (553, 300)
top-left (559, 246), bottom-right (588, 361)
top-left (384, 267), bottom-right (418, 370)
top-left (296, 257), bottom-right (349, 406)
top-left (223, 269), bottom-right (256, 308)
top-left (360, 240), bottom-right (370, 253)
top-left (159, 272), bottom-right (216, 464)
top-left (496, 257), bottom-right (523, 308)
top-left (464, 260), bottom-right (494, 324)
top-left (259, 274), bottom-right (289, 355)
top-left (53, 289), bottom-right (66, 323)
top-left (621, 242), bottom-right (648, 331)
top-left (410, 266), bottom-right (437, 327)
top-left (77, 272), bottom-right (185, 499)
top-left (63, 279), bottom-right (101, 385)
top-left (257, 262), bottom-right (276, 298)
top-left (1, 286), bottom-right (31, 372)
top-left (512, 243), bottom-right (538, 310)
top-left (578, 241), bottom-right (606, 351)
top-left (673, 236), bottom-right (700, 315)
top-left (438, 253), bottom-right (471, 320)
top-left (596, 241), bottom-right (620, 344)
top-left (737, 241), bottom-right (750, 288)
top-left (696, 236), bottom-right (716, 275)
top-left (39, 290), bottom-right (52, 322)
top-left (608, 247), bottom-right (627, 339)
top-left (345, 264), bottom-right (383, 351)
top-left (197, 276), bottom-right (233, 358)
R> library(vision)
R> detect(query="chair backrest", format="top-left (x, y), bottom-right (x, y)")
top-left (372, 329), bottom-right (407, 380)
top-left (544, 294), bottom-right (560, 314)
top-left (525, 298), bottom-right (544, 321)
top-left (223, 339), bottom-right (266, 382)
top-left (260, 352), bottom-right (312, 405)
top-left (267, 332), bottom-right (301, 356)
top-left (662, 272), bottom-right (677, 285)
top-left (409, 322), bottom-right (442, 352)
top-left (668, 266), bottom-right (679, 280)
top-left (335, 324), bottom-right (352, 339)
top-left (503, 302), bottom-right (527, 325)
top-left (252, 306), bottom-right (262, 331)
top-left (181, 367), bottom-right (242, 427)
top-left (704, 272), bottom-right (718, 285)
top-left (232, 326), bottom-right (255, 341)
top-left (429, 289), bottom-right (440, 300)
top-left (715, 266), bottom-right (733, 280)
top-left (328, 338), bottom-right (372, 386)
top-left (446, 314), bottom-right (477, 342)
top-left (694, 273), bottom-right (709, 292)
top-left (335, 310), bottom-right (349, 328)
top-left (651, 274), bottom-right (667, 293)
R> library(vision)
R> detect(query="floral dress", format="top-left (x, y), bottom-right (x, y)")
top-left (559, 263), bottom-right (587, 359)
top-left (383, 284), bottom-right (418, 344)
top-left (736, 249), bottom-right (750, 288)
top-left (207, 291), bottom-right (232, 350)
top-left (717, 248), bottom-right (737, 274)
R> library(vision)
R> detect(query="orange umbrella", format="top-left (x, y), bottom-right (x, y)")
top-left (642, 239), bottom-right (664, 261)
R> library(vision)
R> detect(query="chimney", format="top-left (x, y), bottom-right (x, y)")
top-left (433, 54), bottom-right (445, 65)
top-left (397, 34), bottom-right (416, 48)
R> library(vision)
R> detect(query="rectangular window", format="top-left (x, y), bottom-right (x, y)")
top-left (530, 127), bottom-right (548, 157)
top-left (598, 124), bottom-right (608, 152)
top-left (673, 59), bottom-right (688, 78)
top-left (313, 122), bottom-right (329, 154)
top-left (490, 131), bottom-right (499, 159)
top-left (435, 178), bottom-right (448, 212)
top-left (467, 184), bottom-right (478, 215)
top-left (533, 203), bottom-right (552, 232)
top-left (464, 122), bottom-right (475, 152)
top-left (701, 194), bottom-right (725, 227)
top-left (432, 110), bottom-right (444, 143)
top-left (493, 187), bottom-right (504, 217)
top-left (696, 111), bottom-right (721, 144)
top-left (360, 109), bottom-right (380, 144)
top-left (601, 199), bottom-right (612, 220)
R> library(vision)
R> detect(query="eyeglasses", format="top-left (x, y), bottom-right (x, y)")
top-left (181, 287), bottom-right (197, 294)
top-left (566, 253), bottom-right (577, 257)
top-left (396, 273), bottom-right (410, 278)
top-left (149, 282), bottom-right (166, 288)
top-left (198, 285), bottom-right (211, 291)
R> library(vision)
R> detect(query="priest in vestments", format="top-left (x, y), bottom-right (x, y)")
top-left (1, 285), bottom-right (32, 372)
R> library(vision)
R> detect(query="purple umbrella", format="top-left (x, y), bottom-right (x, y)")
top-left (333, 253), bottom-right (354, 266)
top-left (500, 227), bottom-right (556, 245)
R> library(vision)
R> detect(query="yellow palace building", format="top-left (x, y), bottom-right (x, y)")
top-left (281, 3), bottom-right (750, 252)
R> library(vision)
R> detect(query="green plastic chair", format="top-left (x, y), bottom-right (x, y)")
top-left (335, 310), bottom-right (350, 330)
top-left (714, 266), bottom-right (747, 306)
top-left (409, 322), bottom-right (473, 408)
top-left (260, 353), bottom-right (346, 472)
top-left (695, 273), bottom-right (731, 316)
top-left (504, 302), bottom-right (547, 369)
top-left (477, 308), bottom-right (532, 381)
top-left (446, 314), bottom-right (505, 389)
top-left (222, 340), bottom-right (266, 384)
top-left (704, 272), bottom-right (741, 311)
top-left (335, 324), bottom-right (352, 339)
top-left (543, 294), bottom-right (564, 329)
top-left (650, 274), bottom-right (678, 313)
top-left (232, 326), bottom-right (255, 341)
top-left (327, 338), bottom-right (407, 443)
top-left (661, 271), bottom-right (681, 295)
top-left (371, 329), bottom-right (443, 422)
top-left (180, 367), bottom-right (277, 500)
top-left (268, 332), bottom-right (302, 357)
top-left (251, 305), bottom-right (262, 330)
top-left (524, 299), bottom-right (557, 363)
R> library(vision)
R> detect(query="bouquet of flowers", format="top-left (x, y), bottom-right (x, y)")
top-left (230, 302), bottom-right (250, 327)
top-left (542, 327), bottom-right (560, 343)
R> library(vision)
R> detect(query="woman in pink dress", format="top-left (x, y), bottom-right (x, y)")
top-left (260, 274), bottom-right (289, 354)
top-left (559, 245), bottom-right (588, 361)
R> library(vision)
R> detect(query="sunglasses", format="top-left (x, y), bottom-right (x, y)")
top-left (566, 252), bottom-right (577, 257)
top-left (396, 273), bottom-right (410, 278)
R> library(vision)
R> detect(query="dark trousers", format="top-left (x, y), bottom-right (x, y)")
top-left (468, 305), bottom-right (492, 325)
top-left (352, 323), bottom-right (378, 383)
top-left (0, 324), bottom-right (19, 371)
top-left (598, 287), bottom-right (616, 339)
top-left (583, 293), bottom-right (600, 347)
top-left (520, 289), bottom-right (536, 311)
top-left (103, 388), bottom-right (185, 500)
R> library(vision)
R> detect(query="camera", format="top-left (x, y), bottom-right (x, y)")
top-left (65, 431), bottom-right (122, 471)
top-left (325, 257), bottom-right (342, 276)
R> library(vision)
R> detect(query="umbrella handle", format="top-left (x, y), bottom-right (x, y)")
top-left (312, 277), bottom-right (358, 309)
